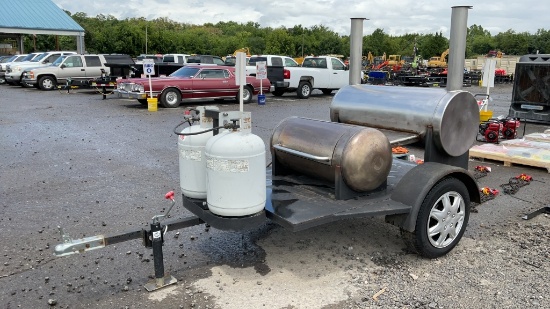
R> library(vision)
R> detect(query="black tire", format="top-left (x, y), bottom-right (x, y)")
top-left (321, 89), bottom-right (333, 95)
top-left (272, 88), bottom-right (285, 96)
top-left (160, 88), bottom-right (182, 108)
top-left (137, 99), bottom-right (148, 105)
top-left (38, 76), bottom-right (56, 91)
top-left (21, 81), bottom-right (33, 88)
top-left (0, 77), bottom-right (5, 85)
top-left (401, 177), bottom-right (470, 258)
top-left (297, 81), bottom-right (312, 99)
top-left (235, 85), bottom-right (253, 104)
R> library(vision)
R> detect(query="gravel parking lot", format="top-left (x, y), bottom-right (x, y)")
top-left (1, 83), bottom-right (548, 309)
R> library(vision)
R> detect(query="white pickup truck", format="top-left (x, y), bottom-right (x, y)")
top-left (282, 56), bottom-right (351, 98)
top-left (246, 55), bottom-right (352, 99)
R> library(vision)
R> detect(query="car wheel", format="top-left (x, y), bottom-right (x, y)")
top-left (38, 76), bottom-right (56, 91)
top-left (0, 77), bottom-right (6, 85)
top-left (160, 88), bottom-right (182, 108)
top-left (297, 81), bottom-right (312, 99)
top-left (401, 177), bottom-right (470, 258)
top-left (236, 85), bottom-right (253, 104)
top-left (272, 88), bottom-right (285, 96)
top-left (137, 99), bottom-right (148, 105)
top-left (321, 89), bottom-right (332, 95)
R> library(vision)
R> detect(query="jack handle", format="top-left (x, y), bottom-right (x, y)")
top-left (152, 191), bottom-right (176, 224)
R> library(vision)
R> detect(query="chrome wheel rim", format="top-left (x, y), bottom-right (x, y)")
top-left (243, 88), bottom-right (251, 101)
top-left (427, 191), bottom-right (465, 248)
top-left (166, 91), bottom-right (178, 105)
top-left (43, 79), bottom-right (53, 89)
top-left (301, 84), bottom-right (310, 96)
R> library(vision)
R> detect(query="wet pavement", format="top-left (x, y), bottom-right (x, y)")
top-left (0, 83), bottom-right (548, 308)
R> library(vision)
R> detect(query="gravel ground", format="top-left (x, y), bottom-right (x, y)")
top-left (0, 83), bottom-right (548, 309)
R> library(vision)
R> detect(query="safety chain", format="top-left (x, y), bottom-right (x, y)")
top-left (473, 170), bottom-right (488, 180)
top-left (500, 177), bottom-right (531, 195)
top-left (473, 165), bottom-right (491, 180)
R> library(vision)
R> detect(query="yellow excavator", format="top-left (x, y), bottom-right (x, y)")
top-left (427, 49), bottom-right (449, 68)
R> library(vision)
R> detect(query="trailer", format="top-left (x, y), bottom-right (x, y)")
top-left (54, 85), bottom-right (481, 291)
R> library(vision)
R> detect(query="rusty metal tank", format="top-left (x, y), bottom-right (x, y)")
top-left (330, 85), bottom-right (479, 157)
top-left (270, 117), bottom-right (392, 192)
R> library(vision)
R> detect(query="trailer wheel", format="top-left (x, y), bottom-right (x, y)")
top-left (401, 177), bottom-right (470, 258)
top-left (137, 99), bottom-right (147, 105)
top-left (160, 88), bottom-right (182, 108)
top-left (38, 76), bottom-right (56, 91)
top-left (235, 85), bottom-right (253, 104)
top-left (297, 81), bottom-right (312, 99)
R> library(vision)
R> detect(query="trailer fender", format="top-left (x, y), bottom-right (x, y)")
top-left (386, 162), bottom-right (480, 232)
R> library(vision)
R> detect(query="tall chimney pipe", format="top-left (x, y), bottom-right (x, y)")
top-left (349, 18), bottom-right (367, 85)
top-left (447, 6), bottom-right (472, 91)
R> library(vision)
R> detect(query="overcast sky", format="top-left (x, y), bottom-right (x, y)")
top-left (52, 0), bottom-right (547, 37)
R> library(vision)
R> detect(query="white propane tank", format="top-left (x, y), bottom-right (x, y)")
top-left (205, 114), bottom-right (266, 217)
top-left (178, 106), bottom-right (218, 199)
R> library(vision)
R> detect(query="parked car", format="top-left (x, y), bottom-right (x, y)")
top-left (22, 54), bottom-right (133, 90)
top-left (5, 51), bottom-right (76, 86)
top-left (0, 54), bottom-right (28, 84)
top-left (115, 65), bottom-right (270, 108)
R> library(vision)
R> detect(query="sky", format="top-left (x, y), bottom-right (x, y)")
top-left (52, 0), bottom-right (548, 37)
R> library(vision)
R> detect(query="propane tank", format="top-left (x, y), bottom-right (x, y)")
top-left (178, 106), bottom-right (218, 199)
top-left (205, 114), bottom-right (266, 217)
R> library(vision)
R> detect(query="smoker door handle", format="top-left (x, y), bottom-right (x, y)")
top-left (273, 144), bottom-right (331, 165)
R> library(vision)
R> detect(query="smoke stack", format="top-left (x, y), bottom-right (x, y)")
top-left (349, 18), bottom-right (367, 85)
top-left (447, 6), bottom-right (472, 91)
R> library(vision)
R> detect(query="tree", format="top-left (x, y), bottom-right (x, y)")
top-left (265, 28), bottom-right (294, 55)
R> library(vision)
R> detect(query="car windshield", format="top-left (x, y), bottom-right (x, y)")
top-left (248, 57), bottom-right (267, 65)
top-left (52, 56), bottom-right (67, 66)
top-left (170, 67), bottom-right (200, 78)
top-left (21, 53), bottom-right (38, 61)
top-left (3, 55), bottom-right (17, 62)
top-left (14, 55), bottom-right (27, 62)
top-left (32, 53), bottom-right (47, 62)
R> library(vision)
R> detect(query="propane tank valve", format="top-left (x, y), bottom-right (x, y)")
top-left (225, 119), bottom-right (240, 131)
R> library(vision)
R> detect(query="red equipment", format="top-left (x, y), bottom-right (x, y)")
top-left (515, 173), bottom-right (532, 182)
top-left (477, 117), bottom-right (521, 143)
top-left (502, 118), bottom-right (521, 139)
top-left (481, 187), bottom-right (499, 196)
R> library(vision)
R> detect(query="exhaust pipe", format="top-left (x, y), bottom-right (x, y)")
top-left (349, 18), bottom-right (367, 85)
top-left (447, 6), bottom-right (472, 91)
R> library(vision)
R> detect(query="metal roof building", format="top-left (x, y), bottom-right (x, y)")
top-left (0, 0), bottom-right (85, 54)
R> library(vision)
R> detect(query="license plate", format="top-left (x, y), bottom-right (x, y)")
top-left (521, 104), bottom-right (544, 111)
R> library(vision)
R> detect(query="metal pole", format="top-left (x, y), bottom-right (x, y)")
top-left (349, 18), bottom-right (367, 85)
top-left (447, 6), bottom-right (472, 91)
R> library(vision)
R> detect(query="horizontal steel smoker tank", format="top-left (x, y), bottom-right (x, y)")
top-left (270, 117), bottom-right (392, 192)
top-left (330, 85), bottom-right (479, 157)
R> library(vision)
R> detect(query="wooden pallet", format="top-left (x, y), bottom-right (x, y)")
top-left (469, 139), bottom-right (550, 173)
top-left (524, 132), bottom-right (550, 143)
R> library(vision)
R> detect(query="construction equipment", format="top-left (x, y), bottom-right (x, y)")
top-left (428, 49), bottom-right (449, 68)
top-left (386, 55), bottom-right (404, 70)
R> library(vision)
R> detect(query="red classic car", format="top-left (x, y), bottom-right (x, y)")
top-left (116, 65), bottom-right (270, 108)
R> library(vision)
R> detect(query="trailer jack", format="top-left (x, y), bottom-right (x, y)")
top-left (54, 191), bottom-right (203, 292)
